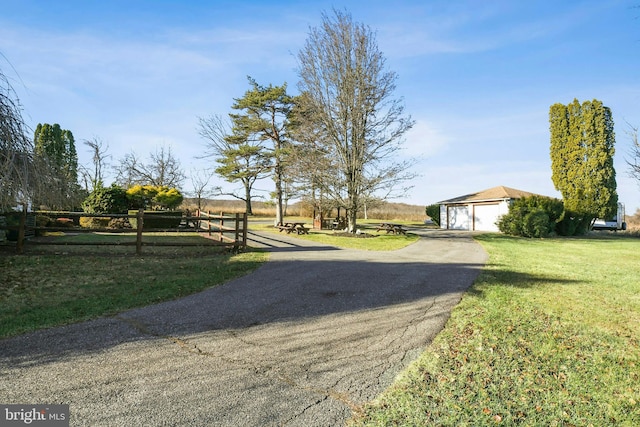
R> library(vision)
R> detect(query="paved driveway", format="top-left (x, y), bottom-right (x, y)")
top-left (0, 228), bottom-right (487, 426)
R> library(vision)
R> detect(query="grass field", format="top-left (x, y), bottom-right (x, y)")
top-left (348, 234), bottom-right (640, 426)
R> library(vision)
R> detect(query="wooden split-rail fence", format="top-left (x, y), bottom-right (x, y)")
top-left (0, 209), bottom-right (248, 255)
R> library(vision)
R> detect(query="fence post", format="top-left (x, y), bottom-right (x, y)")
top-left (242, 212), bottom-right (247, 249)
top-left (207, 210), bottom-right (212, 236)
top-left (16, 206), bottom-right (26, 254)
top-left (234, 213), bottom-right (240, 244)
top-left (219, 211), bottom-right (224, 242)
top-left (136, 209), bottom-right (144, 255)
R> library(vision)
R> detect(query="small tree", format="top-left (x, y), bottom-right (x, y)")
top-left (189, 168), bottom-right (214, 211)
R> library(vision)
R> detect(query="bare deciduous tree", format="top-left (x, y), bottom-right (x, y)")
top-left (626, 123), bottom-right (640, 186)
top-left (80, 137), bottom-right (110, 191)
top-left (189, 168), bottom-right (215, 211)
top-left (114, 145), bottom-right (186, 189)
top-left (297, 9), bottom-right (415, 232)
top-left (287, 92), bottom-right (337, 217)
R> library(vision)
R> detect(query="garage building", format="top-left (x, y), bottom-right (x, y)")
top-left (438, 186), bottom-right (537, 232)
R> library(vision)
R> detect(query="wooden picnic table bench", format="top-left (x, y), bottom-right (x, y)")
top-left (375, 223), bottom-right (406, 235)
top-left (276, 222), bottom-right (309, 235)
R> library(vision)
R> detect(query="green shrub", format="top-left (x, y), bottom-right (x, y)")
top-left (126, 185), bottom-right (157, 210)
top-left (54, 218), bottom-right (75, 228)
top-left (128, 210), bottom-right (182, 230)
top-left (498, 196), bottom-right (563, 238)
top-left (425, 204), bottom-right (441, 226)
top-left (126, 185), bottom-right (183, 210)
top-left (34, 215), bottom-right (52, 236)
top-left (154, 187), bottom-right (183, 210)
top-left (82, 185), bottom-right (129, 214)
top-left (35, 215), bottom-right (53, 227)
top-left (556, 211), bottom-right (592, 236)
top-left (79, 217), bottom-right (111, 229)
top-left (108, 218), bottom-right (131, 229)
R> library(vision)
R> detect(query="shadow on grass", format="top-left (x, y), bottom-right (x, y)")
top-left (467, 265), bottom-right (582, 298)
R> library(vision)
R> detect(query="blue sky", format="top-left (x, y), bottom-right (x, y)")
top-left (1, 0), bottom-right (639, 213)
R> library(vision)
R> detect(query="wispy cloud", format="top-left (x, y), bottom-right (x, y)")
top-left (378, 1), bottom-right (608, 58)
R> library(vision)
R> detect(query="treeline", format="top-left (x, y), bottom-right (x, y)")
top-left (182, 198), bottom-right (427, 221)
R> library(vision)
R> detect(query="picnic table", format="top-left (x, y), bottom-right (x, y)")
top-left (276, 222), bottom-right (310, 235)
top-left (375, 223), bottom-right (407, 235)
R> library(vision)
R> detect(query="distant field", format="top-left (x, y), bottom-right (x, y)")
top-left (182, 198), bottom-right (428, 221)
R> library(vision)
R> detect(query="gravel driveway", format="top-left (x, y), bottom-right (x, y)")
top-left (0, 228), bottom-right (487, 426)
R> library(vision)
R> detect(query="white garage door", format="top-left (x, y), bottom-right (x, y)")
top-left (447, 206), bottom-right (469, 230)
top-left (473, 204), bottom-right (501, 232)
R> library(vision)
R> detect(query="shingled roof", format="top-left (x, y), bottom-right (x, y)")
top-left (438, 186), bottom-right (537, 204)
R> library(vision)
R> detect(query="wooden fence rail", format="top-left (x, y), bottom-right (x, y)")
top-left (0, 209), bottom-right (248, 255)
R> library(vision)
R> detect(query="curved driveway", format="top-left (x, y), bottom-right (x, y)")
top-left (0, 228), bottom-right (487, 426)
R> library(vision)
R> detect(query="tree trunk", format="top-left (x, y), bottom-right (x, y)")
top-left (245, 184), bottom-right (253, 215)
top-left (275, 163), bottom-right (283, 225)
top-left (347, 183), bottom-right (358, 233)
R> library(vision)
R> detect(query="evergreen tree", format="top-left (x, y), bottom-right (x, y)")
top-left (230, 77), bottom-right (293, 225)
top-left (198, 114), bottom-right (272, 216)
top-left (549, 99), bottom-right (618, 234)
top-left (34, 123), bottom-right (81, 209)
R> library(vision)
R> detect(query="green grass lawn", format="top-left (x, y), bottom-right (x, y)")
top-left (0, 233), bottom-right (268, 338)
top-left (349, 234), bottom-right (640, 426)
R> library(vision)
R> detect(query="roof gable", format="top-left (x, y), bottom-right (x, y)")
top-left (439, 186), bottom-right (538, 204)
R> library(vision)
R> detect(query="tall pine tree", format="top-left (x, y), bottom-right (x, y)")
top-left (230, 77), bottom-right (293, 225)
top-left (549, 99), bottom-right (617, 234)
